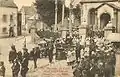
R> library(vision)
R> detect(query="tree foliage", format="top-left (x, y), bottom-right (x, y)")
top-left (35, 0), bottom-right (69, 27)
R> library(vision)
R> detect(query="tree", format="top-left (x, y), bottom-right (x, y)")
top-left (35, 0), bottom-right (69, 27)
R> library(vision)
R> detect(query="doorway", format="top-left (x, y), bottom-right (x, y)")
top-left (100, 13), bottom-right (111, 29)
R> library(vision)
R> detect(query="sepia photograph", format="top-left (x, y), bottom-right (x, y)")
top-left (0, 0), bottom-right (120, 77)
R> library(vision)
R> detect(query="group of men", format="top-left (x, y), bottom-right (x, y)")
top-left (73, 36), bottom-right (116, 77)
top-left (9, 45), bottom-right (29, 77)
top-left (8, 40), bottom-right (54, 77)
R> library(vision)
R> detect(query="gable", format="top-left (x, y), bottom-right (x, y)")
top-left (96, 3), bottom-right (120, 10)
top-left (0, 0), bottom-right (18, 8)
top-left (80, 0), bottom-right (117, 3)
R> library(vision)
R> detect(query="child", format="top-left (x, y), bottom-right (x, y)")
top-left (0, 61), bottom-right (5, 77)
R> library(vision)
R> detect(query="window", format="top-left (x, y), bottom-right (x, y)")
top-left (2, 27), bottom-right (7, 33)
top-left (10, 15), bottom-right (13, 22)
top-left (2, 15), bottom-right (7, 22)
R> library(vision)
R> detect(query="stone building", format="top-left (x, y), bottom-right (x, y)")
top-left (79, 0), bottom-right (120, 33)
top-left (20, 5), bottom-right (36, 30)
top-left (0, 0), bottom-right (18, 37)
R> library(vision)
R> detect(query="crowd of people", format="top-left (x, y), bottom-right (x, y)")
top-left (72, 36), bottom-right (116, 77)
top-left (0, 33), bottom-right (118, 77)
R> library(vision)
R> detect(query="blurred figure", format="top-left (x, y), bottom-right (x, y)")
top-left (30, 47), bottom-right (38, 69)
top-left (0, 61), bottom-right (5, 77)
top-left (75, 41), bottom-right (81, 61)
top-left (17, 51), bottom-right (22, 63)
top-left (48, 42), bottom-right (54, 63)
top-left (11, 59), bottom-right (20, 77)
top-left (36, 47), bottom-right (41, 58)
top-left (9, 45), bottom-right (17, 63)
top-left (9, 24), bottom-right (15, 37)
top-left (21, 47), bottom-right (29, 77)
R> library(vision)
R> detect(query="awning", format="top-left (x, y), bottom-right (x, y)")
top-left (106, 33), bottom-right (120, 42)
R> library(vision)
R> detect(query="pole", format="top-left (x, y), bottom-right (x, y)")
top-left (54, 0), bottom-right (58, 32)
top-left (62, 1), bottom-right (65, 26)
top-left (69, 4), bottom-right (72, 37)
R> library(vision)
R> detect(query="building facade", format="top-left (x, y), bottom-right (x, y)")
top-left (20, 5), bottom-right (36, 30)
top-left (80, 0), bottom-right (120, 33)
top-left (0, 0), bottom-right (18, 37)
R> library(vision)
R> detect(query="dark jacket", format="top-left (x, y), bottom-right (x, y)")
top-left (11, 62), bottom-right (20, 75)
top-left (9, 50), bottom-right (17, 63)
top-left (0, 66), bottom-right (5, 76)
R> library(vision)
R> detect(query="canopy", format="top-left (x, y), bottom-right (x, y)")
top-left (106, 33), bottom-right (120, 42)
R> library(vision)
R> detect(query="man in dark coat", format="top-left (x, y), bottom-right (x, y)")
top-left (0, 61), bottom-right (5, 77)
top-left (48, 42), bottom-right (54, 63)
top-left (75, 42), bottom-right (81, 61)
top-left (17, 51), bottom-right (22, 63)
top-left (21, 47), bottom-right (29, 77)
top-left (11, 59), bottom-right (20, 77)
top-left (9, 45), bottom-right (17, 63)
top-left (30, 48), bottom-right (38, 69)
top-left (36, 47), bottom-right (41, 58)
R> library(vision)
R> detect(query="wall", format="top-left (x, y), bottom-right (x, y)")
top-left (81, 2), bottom-right (116, 29)
top-left (97, 4), bottom-right (114, 29)
top-left (0, 7), bottom-right (18, 36)
top-left (117, 11), bottom-right (120, 33)
top-left (81, 3), bottom-right (102, 23)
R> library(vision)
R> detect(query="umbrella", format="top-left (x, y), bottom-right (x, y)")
top-left (106, 33), bottom-right (120, 42)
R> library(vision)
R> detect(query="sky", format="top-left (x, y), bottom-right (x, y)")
top-left (14, 0), bottom-right (35, 10)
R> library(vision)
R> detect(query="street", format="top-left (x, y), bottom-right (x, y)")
top-left (0, 35), bottom-right (49, 77)
top-left (0, 35), bottom-right (120, 77)
top-left (0, 35), bottom-right (73, 77)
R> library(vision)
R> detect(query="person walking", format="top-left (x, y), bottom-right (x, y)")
top-left (20, 47), bottom-right (29, 77)
top-left (30, 48), bottom-right (38, 69)
top-left (0, 61), bottom-right (5, 77)
top-left (17, 51), bottom-right (22, 63)
top-left (9, 45), bottom-right (17, 63)
top-left (11, 59), bottom-right (20, 77)
top-left (75, 41), bottom-right (81, 61)
top-left (48, 42), bottom-right (54, 63)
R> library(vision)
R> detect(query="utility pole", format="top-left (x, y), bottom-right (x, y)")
top-left (54, 0), bottom-right (58, 32)
top-left (69, 3), bottom-right (72, 37)
top-left (62, 0), bottom-right (65, 26)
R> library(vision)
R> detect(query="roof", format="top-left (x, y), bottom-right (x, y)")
top-left (0, 0), bottom-right (18, 8)
top-left (96, 2), bottom-right (120, 10)
top-left (20, 6), bottom-right (36, 16)
top-left (80, 0), bottom-right (117, 3)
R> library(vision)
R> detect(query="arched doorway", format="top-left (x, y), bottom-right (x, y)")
top-left (88, 8), bottom-right (96, 26)
top-left (100, 13), bottom-right (111, 29)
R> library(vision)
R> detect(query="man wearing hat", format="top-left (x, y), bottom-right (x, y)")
top-left (9, 45), bottom-right (17, 63)
top-left (20, 47), bottom-right (29, 77)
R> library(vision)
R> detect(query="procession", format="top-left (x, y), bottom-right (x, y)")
top-left (0, 32), bottom-right (119, 77)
